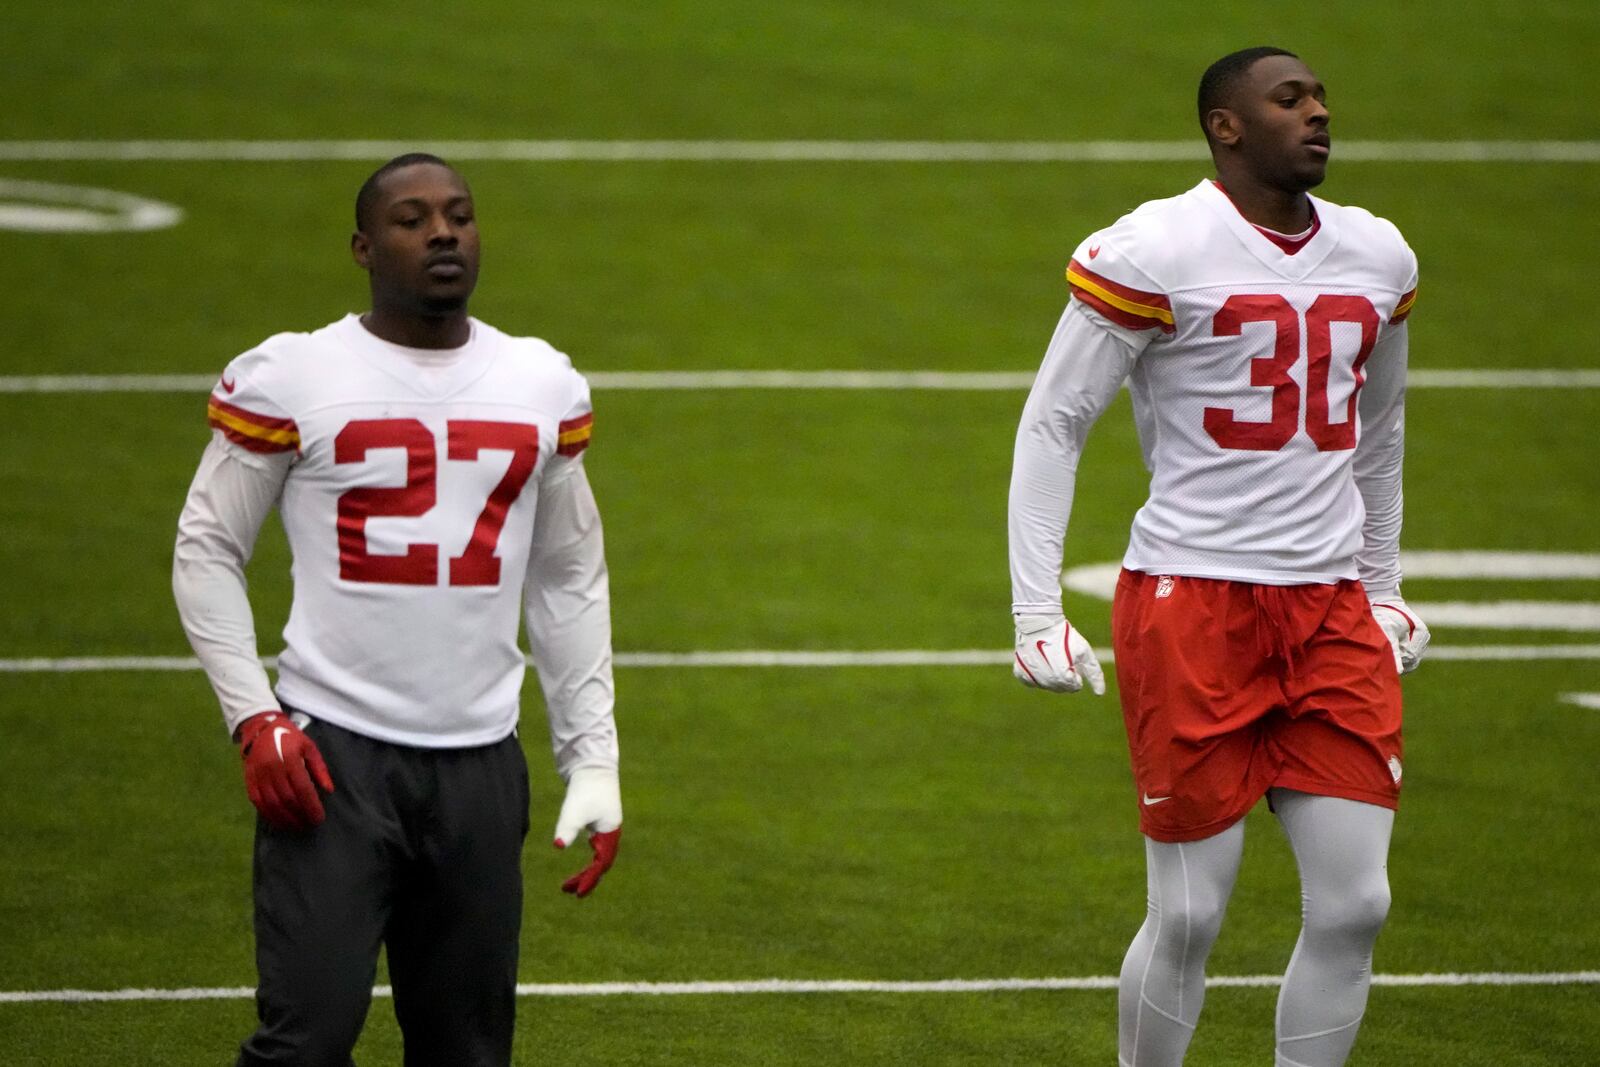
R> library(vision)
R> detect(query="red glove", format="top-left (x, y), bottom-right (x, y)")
top-left (560, 828), bottom-right (621, 898)
top-left (236, 711), bottom-right (334, 830)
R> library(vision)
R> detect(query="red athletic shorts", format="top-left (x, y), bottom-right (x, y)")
top-left (1111, 569), bottom-right (1403, 843)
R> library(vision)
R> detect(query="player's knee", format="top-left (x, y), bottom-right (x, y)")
top-left (1306, 879), bottom-right (1391, 943)
top-left (241, 988), bottom-right (367, 1066)
top-left (1159, 891), bottom-right (1230, 953)
top-left (239, 1027), bottom-right (361, 1067)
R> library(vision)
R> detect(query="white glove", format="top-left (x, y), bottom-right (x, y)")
top-left (1013, 613), bottom-right (1106, 695)
top-left (553, 765), bottom-right (622, 847)
top-left (1370, 597), bottom-right (1430, 674)
top-left (553, 766), bottom-right (623, 897)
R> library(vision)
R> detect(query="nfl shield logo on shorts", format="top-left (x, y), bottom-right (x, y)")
top-left (1155, 576), bottom-right (1175, 599)
top-left (1388, 755), bottom-right (1403, 784)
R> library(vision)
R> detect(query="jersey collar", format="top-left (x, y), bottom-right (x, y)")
top-left (335, 314), bottom-right (501, 399)
top-left (1195, 179), bottom-right (1340, 282)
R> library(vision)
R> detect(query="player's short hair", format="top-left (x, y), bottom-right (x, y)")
top-left (355, 152), bottom-right (457, 232)
top-left (1197, 47), bottom-right (1299, 136)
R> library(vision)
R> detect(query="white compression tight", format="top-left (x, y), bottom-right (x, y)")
top-left (1117, 791), bottom-right (1395, 1067)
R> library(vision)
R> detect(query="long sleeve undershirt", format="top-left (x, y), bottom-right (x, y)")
top-left (1008, 301), bottom-right (1141, 614)
top-left (172, 437), bottom-right (288, 733)
top-left (523, 460), bottom-right (619, 778)
top-left (1351, 323), bottom-right (1410, 600)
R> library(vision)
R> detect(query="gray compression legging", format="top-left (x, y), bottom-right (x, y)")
top-left (1117, 790), bottom-right (1395, 1067)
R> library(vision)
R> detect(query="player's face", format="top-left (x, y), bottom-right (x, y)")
top-left (1228, 56), bottom-right (1330, 192)
top-left (354, 163), bottom-right (481, 314)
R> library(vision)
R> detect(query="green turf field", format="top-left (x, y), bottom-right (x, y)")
top-left (2, 2), bottom-right (1598, 1064)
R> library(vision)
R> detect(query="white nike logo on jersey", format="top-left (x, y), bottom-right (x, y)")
top-left (1142, 793), bottom-right (1171, 806)
top-left (273, 727), bottom-right (290, 761)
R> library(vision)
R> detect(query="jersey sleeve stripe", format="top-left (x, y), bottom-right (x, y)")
top-left (207, 397), bottom-right (300, 452)
top-left (209, 396), bottom-right (297, 432)
top-left (1066, 259), bottom-right (1175, 333)
top-left (556, 412), bottom-right (593, 456)
top-left (1389, 286), bottom-right (1418, 324)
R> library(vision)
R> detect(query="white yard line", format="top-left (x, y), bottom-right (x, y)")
top-left (2, 970), bottom-right (1596, 1003)
top-left (4, 646), bottom-right (1600, 674)
top-left (2, 140), bottom-right (1599, 163)
top-left (2, 369), bottom-right (1599, 394)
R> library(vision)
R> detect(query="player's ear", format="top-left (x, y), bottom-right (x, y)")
top-left (1207, 108), bottom-right (1242, 148)
top-left (351, 230), bottom-right (371, 270)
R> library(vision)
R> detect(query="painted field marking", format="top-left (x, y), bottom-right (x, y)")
top-left (2, 970), bottom-right (1596, 1004)
top-left (2, 140), bottom-right (1599, 163)
top-left (3, 645), bottom-right (1600, 675)
top-left (1560, 693), bottom-right (1600, 710)
top-left (2, 369), bottom-right (1599, 394)
top-left (0, 179), bottom-right (183, 233)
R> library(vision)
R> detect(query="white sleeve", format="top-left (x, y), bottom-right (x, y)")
top-left (173, 434), bottom-right (291, 736)
top-left (1353, 323), bottom-right (1409, 600)
top-left (1009, 300), bottom-right (1142, 613)
top-left (524, 459), bottom-right (620, 781)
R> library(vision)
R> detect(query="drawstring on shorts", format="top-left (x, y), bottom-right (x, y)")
top-left (1252, 584), bottom-right (1303, 680)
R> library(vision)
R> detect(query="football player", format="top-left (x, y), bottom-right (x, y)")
top-left (1008, 49), bottom-right (1430, 1067)
top-left (174, 154), bottom-right (622, 1066)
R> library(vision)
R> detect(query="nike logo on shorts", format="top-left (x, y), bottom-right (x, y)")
top-left (1142, 793), bottom-right (1171, 806)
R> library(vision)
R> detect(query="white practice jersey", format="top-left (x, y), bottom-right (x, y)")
top-left (1010, 179), bottom-right (1415, 610)
top-left (201, 314), bottom-right (601, 747)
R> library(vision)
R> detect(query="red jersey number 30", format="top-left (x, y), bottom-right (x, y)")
top-left (1203, 293), bottom-right (1379, 453)
top-left (334, 418), bottom-right (540, 586)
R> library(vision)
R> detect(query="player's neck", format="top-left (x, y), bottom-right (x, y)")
top-left (1211, 175), bottom-right (1314, 235)
top-left (360, 306), bottom-right (472, 350)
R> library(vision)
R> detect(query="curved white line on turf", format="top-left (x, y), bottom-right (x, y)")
top-left (2, 369), bottom-right (1599, 394)
top-left (1560, 693), bottom-right (1600, 710)
top-left (3, 971), bottom-right (1597, 1002)
top-left (0, 140), bottom-right (1597, 163)
top-left (0, 180), bottom-right (182, 233)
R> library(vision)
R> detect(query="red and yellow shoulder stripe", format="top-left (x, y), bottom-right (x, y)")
top-left (1389, 286), bottom-right (1417, 324)
top-left (207, 396), bottom-right (300, 454)
top-left (557, 412), bottom-right (593, 457)
top-left (1066, 259), bottom-right (1175, 334)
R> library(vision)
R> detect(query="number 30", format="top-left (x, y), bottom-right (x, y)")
top-left (1203, 293), bottom-right (1379, 452)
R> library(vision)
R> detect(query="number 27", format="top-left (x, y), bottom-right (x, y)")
top-left (334, 418), bottom-right (539, 587)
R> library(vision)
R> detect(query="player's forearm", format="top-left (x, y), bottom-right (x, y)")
top-left (173, 437), bottom-right (286, 733)
top-left (1009, 302), bottom-right (1136, 612)
top-left (173, 561), bottom-right (280, 732)
top-left (527, 585), bottom-right (619, 779)
top-left (1353, 326), bottom-right (1408, 599)
top-left (526, 466), bottom-right (620, 779)
top-left (1009, 434), bottom-right (1078, 612)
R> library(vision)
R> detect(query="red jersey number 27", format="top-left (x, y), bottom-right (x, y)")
top-left (1203, 294), bottom-right (1379, 452)
top-left (334, 419), bottom-right (539, 586)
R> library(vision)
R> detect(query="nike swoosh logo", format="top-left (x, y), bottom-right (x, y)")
top-left (1142, 793), bottom-right (1171, 806)
top-left (273, 726), bottom-right (290, 761)
top-left (1088, 245), bottom-right (1100, 259)
top-left (220, 376), bottom-right (237, 394)
top-left (1035, 640), bottom-right (1052, 668)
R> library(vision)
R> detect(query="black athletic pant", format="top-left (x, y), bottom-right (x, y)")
top-left (237, 716), bottom-right (530, 1067)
